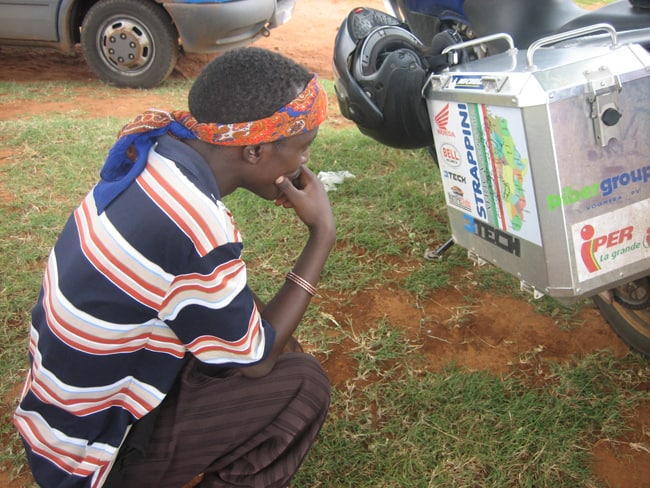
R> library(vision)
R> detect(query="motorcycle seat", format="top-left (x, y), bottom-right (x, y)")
top-left (463, 0), bottom-right (585, 48)
top-left (558, 1), bottom-right (650, 34)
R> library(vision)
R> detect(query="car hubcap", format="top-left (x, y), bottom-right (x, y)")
top-left (99, 18), bottom-right (153, 72)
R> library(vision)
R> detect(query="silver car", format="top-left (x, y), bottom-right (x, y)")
top-left (0, 0), bottom-right (296, 88)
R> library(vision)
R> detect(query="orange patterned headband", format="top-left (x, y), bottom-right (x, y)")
top-left (95, 76), bottom-right (327, 213)
top-left (119, 76), bottom-right (328, 146)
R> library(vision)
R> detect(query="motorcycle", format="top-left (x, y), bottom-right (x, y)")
top-left (332, 0), bottom-right (650, 358)
top-left (383, 0), bottom-right (650, 48)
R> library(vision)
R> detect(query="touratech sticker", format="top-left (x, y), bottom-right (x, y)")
top-left (431, 100), bottom-right (542, 246)
top-left (573, 199), bottom-right (650, 282)
top-left (464, 214), bottom-right (521, 257)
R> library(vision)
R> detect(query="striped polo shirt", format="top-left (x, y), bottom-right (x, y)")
top-left (14, 135), bottom-right (274, 487)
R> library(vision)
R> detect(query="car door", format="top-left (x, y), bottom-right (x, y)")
top-left (0, 0), bottom-right (60, 41)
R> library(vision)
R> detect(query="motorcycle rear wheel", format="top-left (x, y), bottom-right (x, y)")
top-left (593, 279), bottom-right (650, 359)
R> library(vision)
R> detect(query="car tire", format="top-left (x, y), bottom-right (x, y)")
top-left (81, 0), bottom-right (179, 88)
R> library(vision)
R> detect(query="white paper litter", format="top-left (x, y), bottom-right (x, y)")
top-left (317, 171), bottom-right (355, 192)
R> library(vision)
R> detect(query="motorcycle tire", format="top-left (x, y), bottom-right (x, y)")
top-left (80, 0), bottom-right (179, 88)
top-left (593, 282), bottom-right (650, 358)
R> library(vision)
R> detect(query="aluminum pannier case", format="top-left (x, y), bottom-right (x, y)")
top-left (423, 25), bottom-right (650, 304)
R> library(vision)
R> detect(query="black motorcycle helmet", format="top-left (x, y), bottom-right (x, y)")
top-left (333, 13), bottom-right (434, 149)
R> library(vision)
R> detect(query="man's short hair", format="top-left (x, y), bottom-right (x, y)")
top-left (189, 47), bottom-right (313, 124)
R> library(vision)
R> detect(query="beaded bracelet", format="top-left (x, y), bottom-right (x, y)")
top-left (286, 271), bottom-right (317, 296)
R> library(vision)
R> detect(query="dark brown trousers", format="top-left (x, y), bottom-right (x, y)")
top-left (103, 353), bottom-right (330, 488)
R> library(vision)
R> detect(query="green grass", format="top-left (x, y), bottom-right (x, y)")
top-left (1, 71), bottom-right (648, 486)
top-left (295, 352), bottom-right (648, 488)
top-left (306, 350), bottom-right (644, 487)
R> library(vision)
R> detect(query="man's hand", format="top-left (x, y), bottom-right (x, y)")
top-left (242, 167), bottom-right (335, 379)
top-left (273, 167), bottom-right (335, 236)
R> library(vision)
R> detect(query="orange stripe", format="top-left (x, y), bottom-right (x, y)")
top-left (31, 380), bottom-right (154, 418)
top-left (187, 308), bottom-right (261, 356)
top-left (162, 260), bottom-right (243, 310)
top-left (138, 165), bottom-right (217, 256)
top-left (30, 357), bottom-right (157, 417)
top-left (146, 163), bottom-right (215, 242)
top-left (77, 201), bottom-right (164, 308)
top-left (42, 269), bottom-right (183, 357)
top-left (16, 416), bottom-right (97, 476)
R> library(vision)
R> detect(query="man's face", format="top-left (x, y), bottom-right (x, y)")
top-left (246, 128), bottom-right (319, 200)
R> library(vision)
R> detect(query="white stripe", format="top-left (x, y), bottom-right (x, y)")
top-left (188, 306), bottom-right (266, 364)
top-left (29, 327), bottom-right (165, 417)
top-left (43, 254), bottom-right (185, 357)
top-left (76, 195), bottom-right (170, 307)
top-left (142, 151), bottom-right (241, 253)
top-left (14, 408), bottom-right (118, 477)
top-left (97, 201), bottom-right (174, 283)
top-left (160, 260), bottom-right (247, 321)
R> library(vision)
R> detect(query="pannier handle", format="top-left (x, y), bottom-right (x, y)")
top-left (441, 32), bottom-right (515, 63)
top-left (527, 23), bottom-right (618, 67)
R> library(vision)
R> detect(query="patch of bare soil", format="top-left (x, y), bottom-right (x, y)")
top-left (1, 0), bottom-right (648, 486)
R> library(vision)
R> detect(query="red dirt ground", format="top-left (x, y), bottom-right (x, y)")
top-left (1, 0), bottom-right (649, 486)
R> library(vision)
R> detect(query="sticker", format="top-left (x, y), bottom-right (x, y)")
top-left (573, 199), bottom-right (650, 282)
top-left (433, 103), bottom-right (456, 139)
top-left (448, 75), bottom-right (484, 90)
top-left (439, 143), bottom-right (461, 167)
top-left (432, 100), bottom-right (542, 246)
top-left (464, 214), bottom-right (521, 257)
top-left (547, 80), bottom-right (650, 219)
top-left (546, 165), bottom-right (649, 213)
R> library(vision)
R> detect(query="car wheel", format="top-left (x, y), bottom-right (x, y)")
top-left (81, 0), bottom-right (179, 88)
top-left (593, 277), bottom-right (650, 359)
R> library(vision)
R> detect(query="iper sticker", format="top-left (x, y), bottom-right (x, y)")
top-left (573, 199), bottom-right (650, 282)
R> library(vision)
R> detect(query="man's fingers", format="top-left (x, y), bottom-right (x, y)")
top-left (275, 175), bottom-right (300, 201)
top-left (275, 175), bottom-right (291, 191)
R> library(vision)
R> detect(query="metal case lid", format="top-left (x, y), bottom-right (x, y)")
top-left (424, 27), bottom-right (650, 108)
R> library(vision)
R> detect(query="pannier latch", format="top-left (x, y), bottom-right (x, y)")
top-left (585, 67), bottom-right (622, 147)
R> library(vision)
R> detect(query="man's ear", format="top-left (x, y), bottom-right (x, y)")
top-left (243, 145), bottom-right (262, 163)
